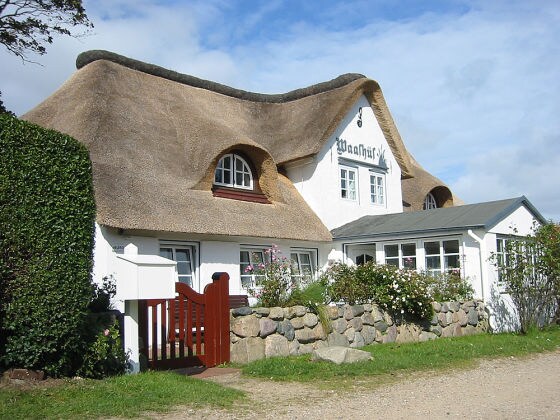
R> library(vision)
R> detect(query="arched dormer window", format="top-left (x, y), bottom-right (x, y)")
top-left (423, 192), bottom-right (437, 210)
top-left (212, 151), bottom-right (270, 204)
top-left (214, 153), bottom-right (253, 190)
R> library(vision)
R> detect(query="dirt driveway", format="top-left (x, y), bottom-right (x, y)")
top-left (164, 349), bottom-right (560, 419)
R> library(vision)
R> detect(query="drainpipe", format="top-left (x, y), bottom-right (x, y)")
top-left (467, 229), bottom-right (486, 301)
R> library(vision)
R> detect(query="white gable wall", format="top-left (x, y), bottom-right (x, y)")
top-left (488, 205), bottom-right (538, 236)
top-left (286, 95), bottom-right (403, 230)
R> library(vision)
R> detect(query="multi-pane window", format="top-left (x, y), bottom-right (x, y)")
top-left (240, 248), bottom-right (266, 288)
top-left (424, 239), bottom-right (460, 276)
top-left (384, 243), bottom-right (417, 269)
top-left (423, 193), bottom-right (437, 210)
top-left (370, 173), bottom-right (385, 205)
top-left (214, 153), bottom-right (253, 189)
top-left (496, 237), bottom-right (515, 286)
top-left (355, 253), bottom-right (374, 265)
top-left (160, 246), bottom-right (195, 287)
top-left (290, 251), bottom-right (314, 284)
top-left (340, 166), bottom-right (357, 200)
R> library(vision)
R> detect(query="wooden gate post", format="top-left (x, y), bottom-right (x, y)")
top-left (213, 272), bottom-right (230, 365)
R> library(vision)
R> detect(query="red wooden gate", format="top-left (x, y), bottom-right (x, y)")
top-left (139, 272), bottom-right (230, 370)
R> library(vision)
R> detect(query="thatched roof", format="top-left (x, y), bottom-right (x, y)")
top-left (401, 155), bottom-right (463, 212)
top-left (22, 50), bottom-right (452, 240)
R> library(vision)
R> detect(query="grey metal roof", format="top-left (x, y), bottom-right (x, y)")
top-left (331, 196), bottom-right (546, 240)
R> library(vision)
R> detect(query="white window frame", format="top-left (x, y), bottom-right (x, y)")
top-left (159, 242), bottom-right (198, 290)
top-left (340, 165), bottom-right (358, 201)
top-left (240, 247), bottom-right (268, 289)
top-left (495, 237), bottom-right (510, 287)
top-left (370, 171), bottom-right (385, 206)
top-left (424, 239), bottom-right (461, 276)
top-left (423, 193), bottom-right (437, 210)
top-left (214, 153), bottom-right (254, 190)
top-left (383, 242), bottom-right (417, 270)
top-left (290, 249), bottom-right (316, 285)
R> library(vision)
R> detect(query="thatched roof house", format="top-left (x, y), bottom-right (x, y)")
top-left (23, 50), bottom-right (455, 241)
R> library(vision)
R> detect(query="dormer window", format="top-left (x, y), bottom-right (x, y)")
top-left (214, 153), bottom-right (253, 190)
top-left (423, 193), bottom-right (437, 210)
top-left (212, 151), bottom-right (269, 204)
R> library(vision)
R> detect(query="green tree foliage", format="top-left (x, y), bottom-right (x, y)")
top-left (491, 223), bottom-right (560, 333)
top-left (0, 0), bottom-right (92, 60)
top-left (0, 114), bottom-right (96, 376)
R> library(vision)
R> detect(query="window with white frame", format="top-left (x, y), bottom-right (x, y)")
top-left (290, 250), bottom-right (315, 284)
top-left (240, 248), bottom-right (266, 288)
top-left (160, 246), bottom-right (195, 287)
top-left (495, 237), bottom-right (509, 285)
top-left (214, 153), bottom-right (253, 189)
top-left (355, 253), bottom-right (374, 265)
top-left (340, 165), bottom-right (357, 200)
top-left (424, 239), bottom-right (461, 276)
top-left (423, 193), bottom-right (437, 210)
top-left (384, 243), bottom-right (416, 269)
top-left (370, 172), bottom-right (385, 205)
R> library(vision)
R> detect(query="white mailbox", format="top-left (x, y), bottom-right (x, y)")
top-left (115, 254), bottom-right (177, 300)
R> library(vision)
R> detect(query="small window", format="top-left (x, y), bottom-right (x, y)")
top-left (370, 173), bottom-right (385, 205)
top-left (290, 251), bottom-right (315, 284)
top-left (423, 193), bottom-right (437, 210)
top-left (340, 166), bottom-right (357, 200)
top-left (160, 246), bottom-right (195, 287)
top-left (384, 243), bottom-right (416, 269)
top-left (214, 153), bottom-right (253, 189)
top-left (496, 237), bottom-right (513, 286)
top-left (424, 239), bottom-right (460, 276)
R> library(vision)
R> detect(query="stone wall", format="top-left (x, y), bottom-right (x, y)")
top-left (230, 301), bottom-right (488, 363)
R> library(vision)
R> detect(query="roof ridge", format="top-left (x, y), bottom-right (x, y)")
top-left (76, 50), bottom-right (367, 103)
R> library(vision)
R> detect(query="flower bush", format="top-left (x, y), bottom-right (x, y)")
top-left (245, 245), bottom-right (295, 307)
top-left (427, 270), bottom-right (474, 302)
top-left (322, 262), bottom-right (434, 319)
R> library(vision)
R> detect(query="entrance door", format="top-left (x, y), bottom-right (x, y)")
top-left (347, 244), bottom-right (376, 265)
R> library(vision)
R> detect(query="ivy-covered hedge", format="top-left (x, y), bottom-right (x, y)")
top-left (0, 115), bottom-right (96, 376)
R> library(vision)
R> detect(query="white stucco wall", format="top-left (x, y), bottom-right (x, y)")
top-left (286, 95), bottom-right (403, 230)
top-left (482, 204), bottom-right (542, 331)
top-left (93, 224), bottom-right (331, 303)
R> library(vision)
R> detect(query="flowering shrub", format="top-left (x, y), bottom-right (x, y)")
top-left (323, 262), bottom-right (433, 319)
top-left (427, 270), bottom-right (474, 302)
top-left (245, 245), bottom-right (295, 307)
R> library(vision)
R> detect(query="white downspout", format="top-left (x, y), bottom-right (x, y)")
top-left (467, 229), bottom-right (486, 301)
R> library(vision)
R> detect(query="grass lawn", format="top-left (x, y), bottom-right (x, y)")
top-left (242, 326), bottom-right (560, 382)
top-left (2, 327), bottom-right (559, 418)
top-left (0, 370), bottom-right (244, 419)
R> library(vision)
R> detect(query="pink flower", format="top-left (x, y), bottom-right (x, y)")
top-left (103, 329), bottom-right (110, 336)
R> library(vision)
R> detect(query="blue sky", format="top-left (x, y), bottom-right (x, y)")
top-left (1, 0), bottom-right (559, 220)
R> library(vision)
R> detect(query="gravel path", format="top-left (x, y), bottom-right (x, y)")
top-left (164, 350), bottom-right (560, 419)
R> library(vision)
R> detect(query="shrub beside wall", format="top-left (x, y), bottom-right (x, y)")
top-left (0, 115), bottom-right (96, 376)
top-left (230, 301), bottom-right (488, 363)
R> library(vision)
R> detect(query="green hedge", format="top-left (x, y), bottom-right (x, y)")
top-left (0, 115), bottom-right (96, 376)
